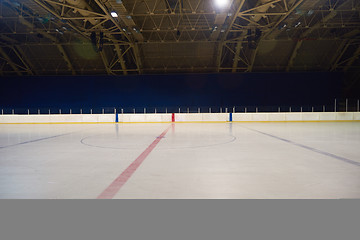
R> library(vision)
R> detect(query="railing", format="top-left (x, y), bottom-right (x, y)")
top-left (1, 99), bottom-right (359, 115)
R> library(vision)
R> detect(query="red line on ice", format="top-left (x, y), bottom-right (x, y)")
top-left (97, 125), bottom-right (171, 199)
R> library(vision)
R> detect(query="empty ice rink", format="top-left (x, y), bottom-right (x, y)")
top-left (1, 120), bottom-right (359, 199)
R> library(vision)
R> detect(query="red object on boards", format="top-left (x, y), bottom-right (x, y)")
top-left (172, 113), bottom-right (175, 122)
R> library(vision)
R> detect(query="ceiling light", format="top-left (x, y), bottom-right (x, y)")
top-left (111, 11), bottom-right (118, 18)
top-left (214, 0), bottom-right (229, 8)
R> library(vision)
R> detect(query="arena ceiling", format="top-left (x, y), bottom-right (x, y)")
top-left (0, 0), bottom-right (359, 76)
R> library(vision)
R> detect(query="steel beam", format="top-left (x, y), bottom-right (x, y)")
top-left (209, 0), bottom-right (232, 41)
top-left (216, 0), bottom-right (246, 71)
top-left (15, 46), bottom-right (37, 75)
top-left (232, 33), bottom-right (247, 72)
top-left (330, 40), bottom-right (352, 71)
top-left (33, 0), bottom-right (89, 38)
top-left (221, 0), bottom-right (247, 42)
top-left (3, 0), bottom-right (78, 74)
top-left (238, 0), bottom-right (282, 15)
top-left (286, 40), bottom-right (303, 72)
top-left (93, 0), bottom-right (131, 42)
top-left (133, 43), bottom-right (143, 74)
top-left (138, 66), bottom-right (218, 72)
top-left (100, 51), bottom-right (112, 75)
top-left (286, 8), bottom-right (339, 71)
top-left (0, 47), bottom-right (22, 75)
top-left (12, 46), bottom-right (34, 75)
top-left (220, 67), bottom-right (248, 70)
top-left (16, 16), bottom-right (76, 75)
top-left (114, 44), bottom-right (128, 75)
top-left (130, 12), bottom-right (216, 17)
top-left (93, 0), bottom-right (139, 74)
top-left (107, 0), bottom-right (144, 42)
top-left (344, 45), bottom-right (360, 72)
top-left (41, 0), bottom-right (108, 17)
top-left (32, 0), bottom-right (121, 76)
top-left (216, 42), bottom-right (223, 72)
top-left (247, 48), bottom-right (259, 72)
top-left (328, 40), bottom-right (347, 71)
top-left (0, 34), bottom-right (35, 75)
top-left (232, 43), bottom-right (242, 72)
top-left (1, 37), bottom-right (357, 47)
top-left (262, 0), bottom-right (304, 39)
top-left (55, 44), bottom-right (76, 75)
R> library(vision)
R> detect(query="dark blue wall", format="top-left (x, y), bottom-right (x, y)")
top-left (0, 72), bottom-right (342, 109)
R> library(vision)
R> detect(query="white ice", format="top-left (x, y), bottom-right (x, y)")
top-left (0, 122), bottom-right (359, 199)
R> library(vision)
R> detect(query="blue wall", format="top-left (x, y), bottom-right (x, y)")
top-left (0, 72), bottom-right (342, 109)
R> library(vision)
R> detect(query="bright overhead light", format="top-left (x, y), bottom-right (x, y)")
top-left (111, 11), bottom-right (118, 18)
top-left (214, 0), bottom-right (229, 8)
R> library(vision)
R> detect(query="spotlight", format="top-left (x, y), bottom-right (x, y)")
top-left (214, 0), bottom-right (229, 8)
top-left (111, 11), bottom-right (118, 18)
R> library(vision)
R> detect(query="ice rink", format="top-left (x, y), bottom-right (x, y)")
top-left (0, 122), bottom-right (359, 199)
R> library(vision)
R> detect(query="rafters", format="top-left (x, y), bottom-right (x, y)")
top-left (0, 47), bottom-right (22, 75)
top-left (216, 0), bottom-right (246, 72)
top-left (17, 15), bottom-right (76, 74)
top-left (33, 0), bottom-right (90, 38)
top-left (0, 0), bottom-right (359, 75)
top-left (12, 46), bottom-right (34, 75)
top-left (262, 0), bottom-right (305, 39)
top-left (286, 0), bottom-right (354, 71)
top-left (344, 45), bottom-right (360, 72)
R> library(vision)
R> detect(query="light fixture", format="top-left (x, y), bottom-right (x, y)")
top-left (214, 0), bottom-right (229, 8)
top-left (111, 11), bottom-right (118, 18)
